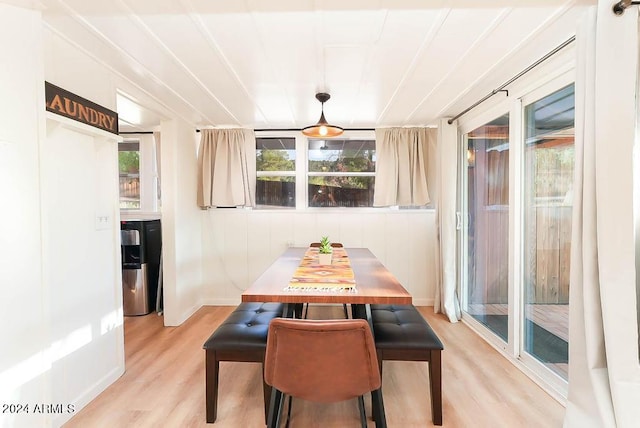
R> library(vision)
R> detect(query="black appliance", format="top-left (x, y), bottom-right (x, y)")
top-left (120, 219), bottom-right (162, 316)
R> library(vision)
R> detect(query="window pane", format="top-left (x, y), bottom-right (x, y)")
top-left (256, 138), bottom-right (296, 207)
top-left (523, 84), bottom-right (574, 380)
top-left (256, 177), bottom-right (295, 208)
top-left (307, 139), bottom-right (375, 208)
top-left (119, 142), bottom-right (140, 210)
top-left (465, 114), bottom-right (510, 342)
top-left (308, 139), bottom-right (375, 173)
top-left (257, 137), bottom-right (296, 171)
top-left (308, 177), bottom-right (374, 207)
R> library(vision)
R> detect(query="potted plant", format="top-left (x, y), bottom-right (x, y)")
top-left (318, 236), bottom-right (333, 265)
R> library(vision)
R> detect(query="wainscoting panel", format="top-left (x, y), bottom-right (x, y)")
top-left (201, 209), bottom-right (437, 305)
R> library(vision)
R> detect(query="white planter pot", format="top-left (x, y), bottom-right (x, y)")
top-left (318, 253), bottom-right (332, 265)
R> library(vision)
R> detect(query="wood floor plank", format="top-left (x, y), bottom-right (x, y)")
top-left (63, 305), bottom-right (564, 427)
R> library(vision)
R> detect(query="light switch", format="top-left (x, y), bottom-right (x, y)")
top-left (95, 214), bottom-right (110, 230)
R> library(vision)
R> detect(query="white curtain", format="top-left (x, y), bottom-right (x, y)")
top-left (434, 119), bottom-right (461, 322)
top-left (197, 128), bottom-right (256, 208)
top-left (373, 127), bottom-right (435, 207)
top-left (564, 4), bottom-right (640, 427)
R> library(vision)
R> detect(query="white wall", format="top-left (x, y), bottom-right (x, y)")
top-left (201, 209), bottom-right (436, 306)
top-left (1, 4), bottom-right (124, 428)
top-left (41, 120), bottom-right (123, 427)
top-left (43, 27), bottom-right (125, 428)
top-left (0, 5), bottom-right (49, 428)
top-left (160, 120), bottom-right (203, 325)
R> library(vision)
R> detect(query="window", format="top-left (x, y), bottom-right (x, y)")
top-left (118, 135), bottom-right (160, 213)
top-left (119, 141), bottom-right (140, 209)
top-left (256, 137), bottom-right (296, 208)
top-left (254, 133), bottom-right (378, 209)
top-left (307, 139), bottom-right (376, 207)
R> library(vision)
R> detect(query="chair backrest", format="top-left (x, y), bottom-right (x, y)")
top-left (264, 318), bottom-right (381, 403)
top-left (309, 242), bottom-right (343, 247)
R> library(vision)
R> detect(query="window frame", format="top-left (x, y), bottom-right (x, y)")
top-left (255, 130), bottom-right (393, 210)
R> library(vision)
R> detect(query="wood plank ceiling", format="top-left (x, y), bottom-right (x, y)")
top-left (39, 0), bottom-right (595, 132)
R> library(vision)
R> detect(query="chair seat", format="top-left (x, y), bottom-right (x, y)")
top-left (203, 302), bottom-right (284, 351)
top-left (370, 304), bottom-right (443, 426)
top-left (370, 304), bottom-right (444, 351)
top-left (203, 302), bottom-right (284, 424)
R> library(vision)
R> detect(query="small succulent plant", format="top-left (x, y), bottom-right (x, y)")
top-left (319, 236), bottom-right (332, 254)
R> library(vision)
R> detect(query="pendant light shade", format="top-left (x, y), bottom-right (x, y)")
top-left (302, 93), bottom-right (344, 138)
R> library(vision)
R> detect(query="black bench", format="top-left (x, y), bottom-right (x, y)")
top-left (370, 304), bottom-right (444, 425)
top-left (203, 302), bottom-right (284, 423)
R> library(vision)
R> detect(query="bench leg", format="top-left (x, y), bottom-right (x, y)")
top-left (429, 350), bottom-right (442, 425)
top-left (205, 350), bottom-right (219, 423)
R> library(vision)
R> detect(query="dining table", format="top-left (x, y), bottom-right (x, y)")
top-left (241, 246), bottom-right (412, 428)
top-left (241, 246), bottom-right (412, 306)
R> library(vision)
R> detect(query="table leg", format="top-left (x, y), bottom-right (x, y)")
top-left (282, 303), bottom-right (294, 318)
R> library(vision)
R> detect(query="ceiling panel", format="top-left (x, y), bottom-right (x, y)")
top-left (40, 0), bottom-right (595, 131)
top-left (362, 9), bottom-right (444, 125)
top-left (381, 8), bottom-right (506, 125)
top-left (412, 6), bottom-right (566, 122)
top-left (135, 14), bottom-right (261, 126)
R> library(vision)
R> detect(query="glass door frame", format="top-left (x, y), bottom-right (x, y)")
top-left (459, 101), bottom-right (518, 357)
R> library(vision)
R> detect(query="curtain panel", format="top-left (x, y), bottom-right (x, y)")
top-left (564, 4), bottom-right (640, 427)
top-left (197, 128), bottom-right (256, 209)
top-left (373, 127), bottom-right (435, 207)
top-left (434, 120), bottom-right (461, 322)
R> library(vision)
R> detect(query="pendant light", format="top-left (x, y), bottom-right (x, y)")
top-left (302, 92), bottom-right (343, 138)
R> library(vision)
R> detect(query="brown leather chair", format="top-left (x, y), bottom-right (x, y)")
top-left (264, 318), bottom-right (383, 427)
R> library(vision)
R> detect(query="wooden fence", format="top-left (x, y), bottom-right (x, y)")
top-left (468, 143), bottom-right (572, 305)
top-left (468, 205), bottom-right (571, 305)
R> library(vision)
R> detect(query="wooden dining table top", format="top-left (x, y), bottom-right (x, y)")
top-left (241, 247), bottom-right (412, 305)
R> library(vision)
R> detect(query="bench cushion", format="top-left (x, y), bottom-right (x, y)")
top-left (370, 304), bottom-right (443, 351)
top-left (203, 302), bottom-right (284, 351)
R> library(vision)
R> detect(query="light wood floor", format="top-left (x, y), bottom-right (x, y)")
top-left (63, 305), bottom-right (565, 427)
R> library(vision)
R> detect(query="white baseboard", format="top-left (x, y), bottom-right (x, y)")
top-left (201, 298), bottom-right (242, 306)
top-left (53, 364), bottom-right (125, 427)
top-left (412, 298), bottom-right (434, 307)
top-left (163, 302), bottom-right (202, 326)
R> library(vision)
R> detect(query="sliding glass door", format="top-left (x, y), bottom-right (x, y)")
top-left (522, 84), bottom-right (574, 379)
top-left (465, 114), bottom-right (510, 342)
top-left (461, 80), bottom-right (574, 386)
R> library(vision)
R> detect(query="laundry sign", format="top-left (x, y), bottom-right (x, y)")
top-left (45, 81), bottom-right (119, 135)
